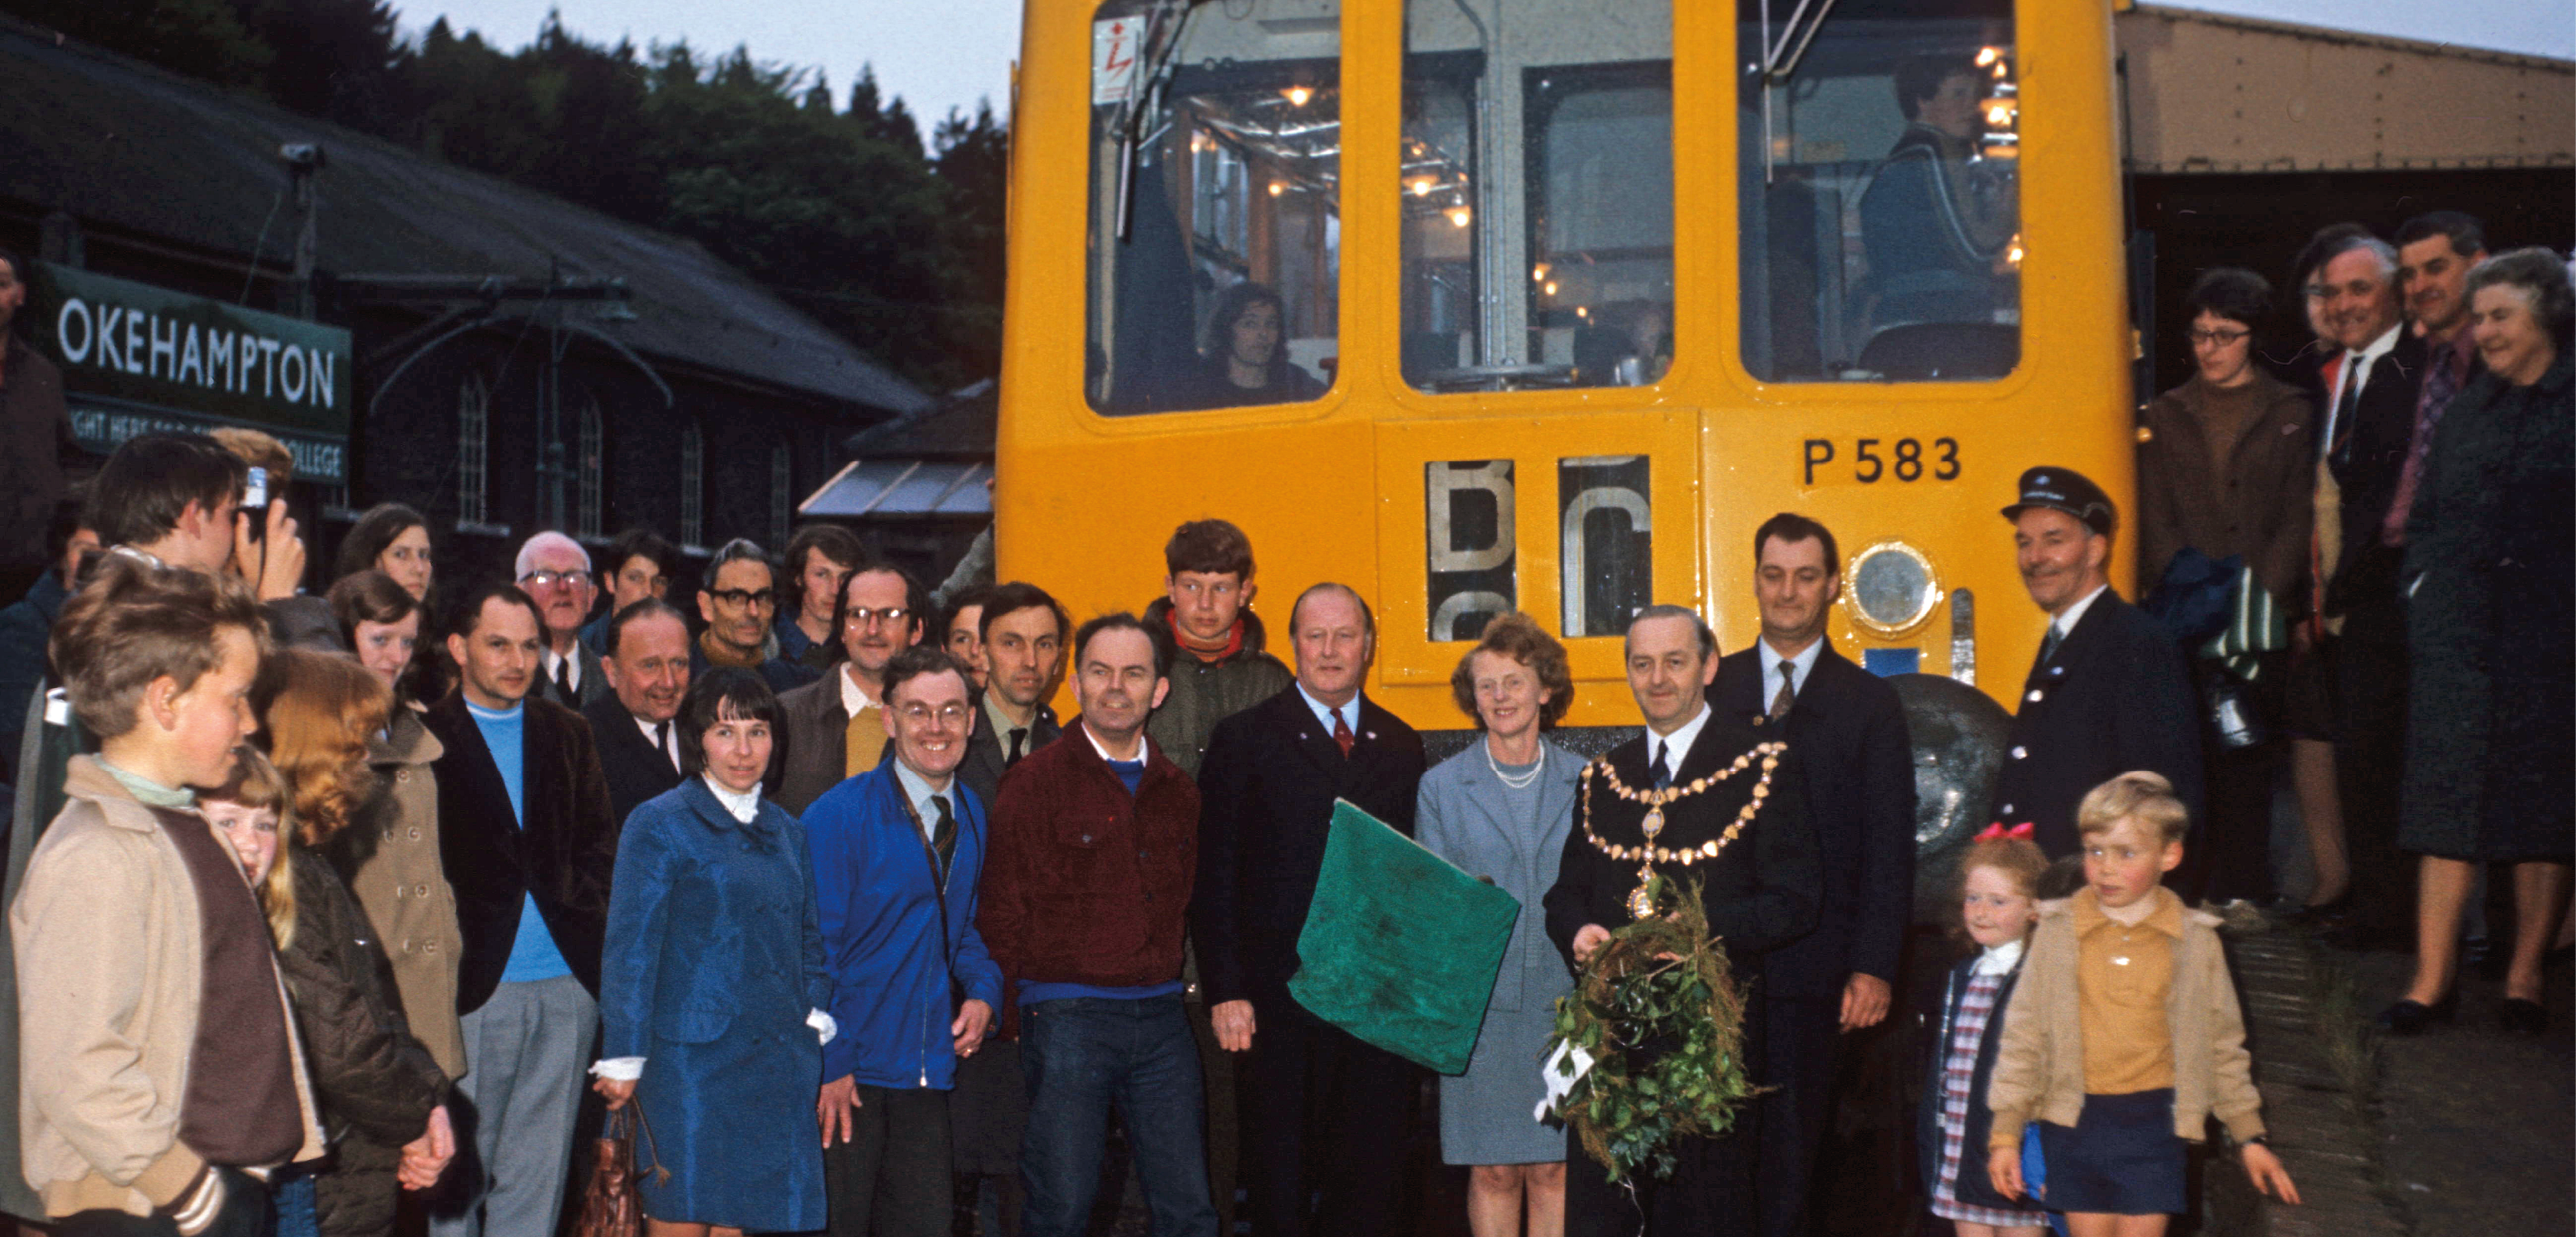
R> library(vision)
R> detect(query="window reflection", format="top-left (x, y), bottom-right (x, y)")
top-left (1738, 0), bottom-right (2021, 382)
top-left (1087, 1), bottom-right (1340, 415)
top-left (1401, 0), bottom-right (1672, 395)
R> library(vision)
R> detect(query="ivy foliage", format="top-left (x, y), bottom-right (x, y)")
top-left (1547, 876), bottom-right (1763, 1184)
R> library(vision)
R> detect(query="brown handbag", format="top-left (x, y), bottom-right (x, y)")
top-left (574, 1103), bottom-right (667, 1237)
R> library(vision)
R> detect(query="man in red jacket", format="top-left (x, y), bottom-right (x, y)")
top-left (979, 613), bottom-right (1218, 1237)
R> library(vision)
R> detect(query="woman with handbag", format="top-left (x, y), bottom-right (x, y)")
top-left (590, 669), bottom-right (834, 1235)
top-left (2135, 267), bottom-right (2316, 905)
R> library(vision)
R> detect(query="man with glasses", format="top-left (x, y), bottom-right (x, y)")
top-left (777, 562), bottom-right (929, 813)
top-left (691, 538), bottom-right (818, 696)
top-left (518, 531), bottom-right (610, 711)
top-left (803, 646), bottom-right (1003, 1237)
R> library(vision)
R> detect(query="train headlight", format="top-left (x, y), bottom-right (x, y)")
top-left (1843, 539), bottom-right (1942, 638)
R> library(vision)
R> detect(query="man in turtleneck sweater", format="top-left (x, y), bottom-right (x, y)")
top-left (1142, 519), bottom-right (1291, 780)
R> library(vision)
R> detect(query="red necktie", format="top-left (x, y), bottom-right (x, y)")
top-left (1332, 710), bottom-right (1355, 758)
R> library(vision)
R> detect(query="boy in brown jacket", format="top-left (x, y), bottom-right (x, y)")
top-left (1984, 771), bottom-right (2298, 1235)
top-left (11, 555), bottom-right (322, 1237)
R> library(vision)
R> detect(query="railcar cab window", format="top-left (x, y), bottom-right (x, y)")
top-left (1086, 0), bottom-right (1340, 415)
top-left (1401, 0), bottom-right (1674, 394)
top-left (1738, 0), bottom-right (2021, 382)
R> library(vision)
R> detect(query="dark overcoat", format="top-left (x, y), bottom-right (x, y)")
top-left (581, 692), bottom-right (684, 830)
top-left (2399, 356), bottom-right (2574, 862)
top-left (1988, 590), bottom-right (2204, 859)
top-left (422, 692), bottom-right (621, 1012)
top-left (1191, 688), bottom-right (1426, 1014)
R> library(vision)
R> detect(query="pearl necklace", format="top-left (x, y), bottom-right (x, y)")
top-left (1487, 737), bottom-right (1545, 789)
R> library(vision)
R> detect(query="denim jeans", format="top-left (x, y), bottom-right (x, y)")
top-left (272, 1168), bottom-right (318, 1237)
top-left (1019, 994), bottom-right (1218, 1237)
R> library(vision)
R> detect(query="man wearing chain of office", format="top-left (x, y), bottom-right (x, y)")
top-left (1543, 604), bottom-right (1822, 1237)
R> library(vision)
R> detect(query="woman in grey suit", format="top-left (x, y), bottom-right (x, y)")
top-left (1416, 612), bottom-right (1579, 1237)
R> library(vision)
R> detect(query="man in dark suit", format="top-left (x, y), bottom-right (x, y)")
top-left (950, 580), bottom-right (1068, 1237)
top-left (1546, 605), bottom-right (1821, 1237)
top-left (518, 532), bottom-right (613, 712)
top-left (582, 598), bottom-right (691, 827)
top-left (1714, 515), bottom-right (1915, 1237)
top-left (955, 582), bottom-right (1066, 810)
top-left (424, 581), bottom-right (620, 1237)
top-left (1193, 583), bottom-right (1426, 1237)
top-left (2308, 234), bottom-right (2428, 937)
top-left (1989, 468), bottom-right (2203, 861)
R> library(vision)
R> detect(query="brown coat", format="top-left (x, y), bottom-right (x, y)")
top-left (11, 758), bottom-right (325, 1218)
top-left (335, 705), bottom-right (467, 1077)
top-left (0, 337), bottom-right (74, 574)
top-left (1985, 889), bottom-right (2265, 1149)
top-left (2135, 371), bottom-right (2316, 608)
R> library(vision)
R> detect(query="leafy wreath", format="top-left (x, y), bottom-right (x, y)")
top-left (1543, 875), bottom-right (1762, 1184)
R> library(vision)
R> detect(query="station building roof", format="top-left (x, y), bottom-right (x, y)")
top-left (2119, 5), bottom-right (2574, 175)
top-left (0, 15), bottom-right (932, 417)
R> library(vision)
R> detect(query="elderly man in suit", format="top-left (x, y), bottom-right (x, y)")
top-left (583, 599), bottom-right (691, 828)
top-left (1989, 468), bottom-right (2203, 861)
top-left (425, 582), bottom-right (620, 1237)
top-left (1192, 583), bottom-right (1426, 1237)
top-left (1712, 515), bottom-right (1916, 1237)
top-left (1547, 604), bottom-right (1820, 1237)
top-left (518, 532), bottom-right (611, 711)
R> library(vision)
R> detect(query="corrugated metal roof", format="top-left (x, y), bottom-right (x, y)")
top-left (0, 17), bottom-right (932, 416)
top-left (800, 460), bottom-right (991, 518)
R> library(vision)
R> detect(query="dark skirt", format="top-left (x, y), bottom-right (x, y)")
top-left (2034, 1089), bottom-right (2185, 1216)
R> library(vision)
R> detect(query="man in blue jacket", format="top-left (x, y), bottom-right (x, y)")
top-left (805, 645), bottom-right (1003, 1237)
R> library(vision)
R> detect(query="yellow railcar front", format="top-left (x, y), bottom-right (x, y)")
top-left (997, 0), bottom-right (2133, 732)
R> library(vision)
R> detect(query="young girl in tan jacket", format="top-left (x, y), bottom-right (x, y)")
top-left (1984, 772), bottom-right (2300, 1236)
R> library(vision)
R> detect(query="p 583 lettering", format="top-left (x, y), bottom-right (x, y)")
top-left (1801, 437), bottom-right (1960, 486)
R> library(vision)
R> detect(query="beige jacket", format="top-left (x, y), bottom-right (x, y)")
top-left (13, 757), bottom-right (324, 1217)
top-left (346, 705), bottom-right (467, 1077)
top-left (1985, 888), bottom-right (2265, 1149)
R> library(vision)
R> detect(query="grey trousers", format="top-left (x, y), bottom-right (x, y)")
top-left (431, 975), bottom-right (597, 1237)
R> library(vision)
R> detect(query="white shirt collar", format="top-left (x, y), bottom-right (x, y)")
top-left (2052, 584), bottom-right (2110, 639)
top-left (2324, 320), bottom-right (2406, 447)
top-left (839, 664), bottom-right (878, 719)
top-left (1973, 937), bottom-right (2025, 976)
top-left (634, 713), bottom-right (679, 771)
top-left (1296, 683), bottom-right (1360, 741)
top-left (1081, 720), bottom-right (1149, 765)
top-left (545, 645), bottom-right (580, 690)
top-left (1645, 701), bottom-right (1714, 776)
top-left (1758, 637), bottom-right (1826, 705)
top-left (701, 775), bottom-right (760, 823)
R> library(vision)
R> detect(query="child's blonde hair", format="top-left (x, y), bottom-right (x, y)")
top-left (206, 746), bottom-right (298, 949)
top-left (2076, 770), bottom-right (2191, 848)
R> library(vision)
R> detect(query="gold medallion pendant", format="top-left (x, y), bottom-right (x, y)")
top-left (1627, 868), bottom-right (1661, 920)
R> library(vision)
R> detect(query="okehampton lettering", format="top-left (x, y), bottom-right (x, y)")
top-left (54, 297), bottom-right (336, 409)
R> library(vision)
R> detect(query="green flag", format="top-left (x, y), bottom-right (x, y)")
top-left (1287, 799), bottom-right (1523, 1075)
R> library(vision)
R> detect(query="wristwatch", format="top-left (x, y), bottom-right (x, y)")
top-left (2240, 1133), bottom-right (2270, 1147)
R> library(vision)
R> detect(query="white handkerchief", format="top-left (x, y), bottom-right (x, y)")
top-left (808, 1008), bottom-right (840, 1045)
top-left (1535, 1038), bottom-right (1597, 1121)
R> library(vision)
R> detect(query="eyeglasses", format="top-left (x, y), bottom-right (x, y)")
top-left (707, 588), bottom-right (777, 609)
top-left (845, 606), bottom-right (912, 628)
top-left (897, 702), bottom-right (970, 726)
top-left (522, 569), bottom-right (591, 589)
top-left (2187, 327), bottom-right (2251, 346)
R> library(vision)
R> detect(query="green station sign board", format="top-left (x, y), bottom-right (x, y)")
top-left (26, 262), bottom-right (354, 483)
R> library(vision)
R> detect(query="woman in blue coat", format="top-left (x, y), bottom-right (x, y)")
top-left (591, 669), bottom-right (833, 1234)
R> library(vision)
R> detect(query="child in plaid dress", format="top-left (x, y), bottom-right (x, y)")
top-left (1919, 828), bottom-right (2052, 1237)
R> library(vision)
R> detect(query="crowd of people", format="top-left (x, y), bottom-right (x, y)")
top-left (0, 213), bottom-right (2560, 1237)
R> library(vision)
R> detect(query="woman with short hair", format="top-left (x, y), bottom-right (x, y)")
top-left (2385, 248), bottom-right (2575, 1037)
top-left (2135, 266), bottom-right (2317, 907)
top-left (1415, 613), bottom-right (1579, 1237)
top-left (590, 668), bottom-right (833, 1236)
